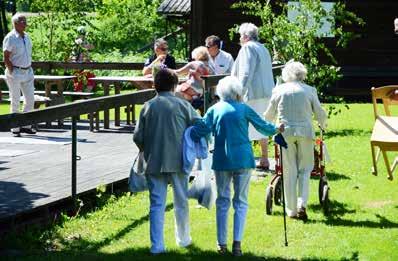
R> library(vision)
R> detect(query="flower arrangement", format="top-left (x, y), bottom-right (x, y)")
top-left (73, 70), bottom-right (96, 92)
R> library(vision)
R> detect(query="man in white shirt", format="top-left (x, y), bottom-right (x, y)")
top-left (205, 35), bottom-right (234, 75)
top-left (232, 23), bottom-right (275, 170)
top-left (3, 13), bottom-right (36, 137)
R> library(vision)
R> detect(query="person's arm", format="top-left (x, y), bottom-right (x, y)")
top-left (174, 62), bottom-right (192, 76)
top-left (142, 55), bottom-right (167, 76)
top-left (190, 109), bottom-right (213, 142)
top-left (3, 36), bottom-right (14, 73)
top-left (3, 50), bottom-right (13, 73)
top-left (263, 90), bottom-right (278, 123)
top-left (246, 105), bottom-right (283, 136)
top-left (133, 105), bottom-right (146, 151)
top-left (236, 45), bottom-right (255, 96)
top-left (311, 87), bottom-right (327, 129)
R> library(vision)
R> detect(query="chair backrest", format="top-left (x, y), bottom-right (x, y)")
top-left (371, 85), bottom-right (398, 119)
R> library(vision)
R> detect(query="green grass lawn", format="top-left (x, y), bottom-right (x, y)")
top-left (2, 103), bottom-right (398, 260)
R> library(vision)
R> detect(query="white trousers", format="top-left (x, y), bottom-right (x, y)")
top-left (146, 172), bottom-right (191, 254)
top-left (281, 135), bottom-right (314, 217)
top-left (5, 68), bottom-right (35, 132)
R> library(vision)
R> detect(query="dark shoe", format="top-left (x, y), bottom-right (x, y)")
top-left (217, 244), bottom-right (228, 255)
top-left (232, 241), bottom-right (242, 257)
top-left (297, 207), bottom-right (308, 221)
top-left (21, 127), bottom-right (36, 135)
top-left (12, 131), bottom-right (21, 137)
top-left (256, 165), bottom-right (270, 171)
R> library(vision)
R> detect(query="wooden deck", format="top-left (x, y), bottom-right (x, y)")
top-left (0, 121), bottom-right (138, 220)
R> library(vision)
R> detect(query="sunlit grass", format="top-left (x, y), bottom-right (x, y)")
top-left (2, 103), bottom-right (398, 260)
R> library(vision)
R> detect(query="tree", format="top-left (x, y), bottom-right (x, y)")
top-left (231, 0), bottom-right (364, 105)
top-left (28, 0), bottom-right (99, 61)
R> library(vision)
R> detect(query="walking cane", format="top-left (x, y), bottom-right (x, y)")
top-left (274, 133), bottom-right (288, 246)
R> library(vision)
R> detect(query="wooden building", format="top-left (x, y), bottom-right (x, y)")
top-left (159, 0), bottom-right (398, 100)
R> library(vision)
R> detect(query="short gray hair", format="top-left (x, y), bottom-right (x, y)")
top-left (12, 13), bottom-right (26, 26)
top-left (154, 38), bottom-right (167, 49)
top-left (239, 23), bottom-right (259, 41)
top-left (216, 76), bottom-right (243, 101)
top-left (282, 61), bottom-right (308, 82)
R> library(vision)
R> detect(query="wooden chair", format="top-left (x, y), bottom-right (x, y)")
top-left (370, 85), bottom-right (398, 180)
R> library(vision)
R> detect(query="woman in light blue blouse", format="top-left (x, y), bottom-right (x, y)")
top-left (191, 76), bottom-right (284, 256)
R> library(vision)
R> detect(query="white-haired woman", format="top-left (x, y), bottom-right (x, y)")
top-left (264, 61), bottom-right (327, 221)
top-left (232, 22), bottom-right (275, 171)
top-left (191, 76), bottom-right (284, 256)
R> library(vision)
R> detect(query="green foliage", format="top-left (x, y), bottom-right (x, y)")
top-left (28, 0), bottom-right (99, 61)
top-left (93, 0), bottom-right (170, 52)
top-left (231, 0), bottom-right (364, 102)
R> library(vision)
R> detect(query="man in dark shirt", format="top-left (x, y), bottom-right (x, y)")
top-left (142, 38), bottom-right (176, 76)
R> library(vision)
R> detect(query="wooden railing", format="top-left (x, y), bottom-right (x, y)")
top-left (0, 89), bottom-right (156, 201)
top-left (0, 61), bottom-right (187, 71)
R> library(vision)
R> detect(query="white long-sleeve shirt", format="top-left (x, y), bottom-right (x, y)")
top-left (264, 81), bottom-right (327, 139)
top-left (231, 40), bottom-right (275, 101)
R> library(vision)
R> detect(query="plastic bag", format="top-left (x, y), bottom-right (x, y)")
top-left (128, 152), bottom-right (148, 193)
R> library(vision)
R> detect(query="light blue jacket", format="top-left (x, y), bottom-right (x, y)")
top-left (191, 100), bottom-right (278, 171)
top-left (232, 40), bottom-right (275, 101)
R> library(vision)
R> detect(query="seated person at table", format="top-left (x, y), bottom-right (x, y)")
top-left (142, 38), bottom-right (176, 76)
top-left (174, 46), bottom-right (214, 107)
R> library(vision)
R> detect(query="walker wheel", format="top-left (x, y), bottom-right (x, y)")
top-left (274, 176), bottom-right (282, 206)
top-left (265, 186), bottom-right (273, 215)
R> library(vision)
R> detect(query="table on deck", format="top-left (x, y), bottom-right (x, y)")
top-left (0, 75), bottom-right (76, 126)
top-left (89, 76), bottom-right (186, 129)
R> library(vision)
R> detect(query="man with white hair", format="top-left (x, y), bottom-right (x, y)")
top-left (232, 23), bottom-right (275, 170)
top-left (3, 13), bottom-right (36, 137)
top-left (264, 61), bottom-right (327, 221)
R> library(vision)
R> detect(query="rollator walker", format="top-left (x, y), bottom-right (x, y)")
top-left (265, 128), bottom-right (330, 215)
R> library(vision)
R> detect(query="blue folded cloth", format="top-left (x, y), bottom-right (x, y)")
top-left (274, 133), bottom-right (288, 149)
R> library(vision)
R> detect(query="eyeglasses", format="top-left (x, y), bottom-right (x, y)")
top-left (159, 47), bottom-right (168, 51)
top-left (206, 45), bottom-right (213, 48)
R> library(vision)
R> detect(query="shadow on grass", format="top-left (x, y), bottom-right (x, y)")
top-left (308, 200), bottom-right (356, 217)
top-left (325, 171), bottom-right (351, 181)
top-left (323, 129), bottom-right (372, 138)
top-left (3, 243), bottom-right (336, 261)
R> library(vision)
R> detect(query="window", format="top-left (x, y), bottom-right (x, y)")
top-left (287, 1), bottom-right (335, 37)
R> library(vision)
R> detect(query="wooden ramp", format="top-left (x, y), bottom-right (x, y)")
top-left (0, 122), bottom-right (138, 220)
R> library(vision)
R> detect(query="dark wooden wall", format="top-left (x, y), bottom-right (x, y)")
top-left (190, 0), bottom-right (398, 100)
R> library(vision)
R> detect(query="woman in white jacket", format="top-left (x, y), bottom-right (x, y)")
top-left (264, 61), bottom-right (327, 220)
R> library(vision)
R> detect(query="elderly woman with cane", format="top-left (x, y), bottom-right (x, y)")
top-left (264, 61), bottom-right (327, 221)
top-left (191, 76), bottom-right (284, 256)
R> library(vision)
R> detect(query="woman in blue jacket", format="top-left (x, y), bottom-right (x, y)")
top-left (191, 76), bottom-right (284, 256)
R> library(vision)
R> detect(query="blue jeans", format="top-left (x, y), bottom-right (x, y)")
top-left (146, 172), bottom-right (191, 254)
top-left (214, 169), bottom-right (251, 245)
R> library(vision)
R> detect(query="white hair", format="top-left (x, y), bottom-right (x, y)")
top-left (282, 61), bottom-right (308, 82)
top-left (12, 13), bottom-right (26, 26)
top-left (154, 38), bottom-right (167, 49)
top-left (239, 23), bottom-right (259, 41)
top-left (216, 76), bottom-right (243, 101)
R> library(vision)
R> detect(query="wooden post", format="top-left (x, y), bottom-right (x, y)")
top-left (71, 116), bottom-right (77, 202)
